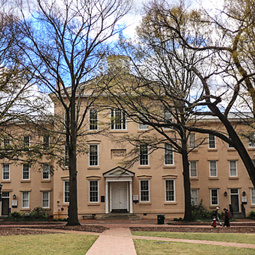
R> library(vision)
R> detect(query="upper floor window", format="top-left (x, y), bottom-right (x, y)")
top-left (24, 136), bottom-right (30, 150)
top-left (140, 180), bottom-right (150, 202)
top-left (189, 161), bottom-right (197, 177)
top-left (140, 144), bottom-right (149, 166)
top-left (89, 144), bottom-right (98, 166)
top-left (22, 164), bottom-right (30, 180)
top-left (208, 134), bottom-right (216, 149)
top-left (64, 145), bottom-right (69, 167)
top-left (64, 181), bottom-right (70, 203)
top-left (138, 114), bottom-right (148, 130)
top-left (209, 160), bottom-right (217, 177)
top-left (43, 135), bottom-right (50, 150)
top-left (89, 109), bottom-right (98, 130)
top-left (165, 179), bottom-right (175, 202)
top-left (164, 143), bottom-right (174, 165)
top-left (89, 180), bottom-right (99, 203)
top-left (3, 137), bottom-right (10, 147)
top-left (111, 109), bottom-right (126, 130)
top-left (189, 133), bottom-right (196, 149)
top-left (42, 164), bottom-right (50, 180)
top-left (2, 163), bottom-right (10, 180)
top-left (248, 133), bottom-right (255, 148)
top-left (229, 160), bottom-right (237, 177)
top-left (164, 108), bottom-right (172, 129)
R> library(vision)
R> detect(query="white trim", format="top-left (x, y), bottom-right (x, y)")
top-left (229, 160), bottom-right (238, 177)
top-left (63, 180), bottom-right (70, 204)
top-left (189, 161), bottom-right (197, 178)
top-left (165, 179), bottom-right (175, 202)
top-left (89, 180), bottom-right (99, 203)
top-left (210, 188), bottom-right (219, 206)
top-left (139, 144), bottom-right (149, 166)
top-left (209, 160), bottom-right (217, 177)
top-left (164, 143), bottom-right (174, 166)
top-left (208, 134), bottom-right (216, 149)
top-left (22, 164), bottom-right (30, 180)
top-left (42, 164), bottom-right (50, 180)
top-left (89, 144), bottom-right (99, 167)
top-left (2, 163), bottom-right (10, 180)
top-left (42, 191), bottom-right (50, 208)
top-left (139, 179), bottom-right (150, 202)
top-left (89, 108), bottom-right (98, 131)
top-left (22, 191), bottom-right (30, 208)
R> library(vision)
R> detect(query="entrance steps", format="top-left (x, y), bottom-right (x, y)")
top-left (232, 212), bottom-right (245, 219)
top-left (99, 213), bottom-right (141, 220)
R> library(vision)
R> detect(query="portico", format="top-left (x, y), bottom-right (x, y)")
top-left (103, 167), bottom-right (135, 214)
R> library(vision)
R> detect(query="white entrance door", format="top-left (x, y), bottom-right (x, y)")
top-left (111, 182), bottom-right (128, 211)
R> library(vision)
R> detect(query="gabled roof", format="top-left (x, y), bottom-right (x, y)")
top-left (103, 166), bottom-right (135, 178)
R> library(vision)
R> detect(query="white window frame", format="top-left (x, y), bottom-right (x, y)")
top-left (89, 180), bottom-right (99, 203)
top-left (64, 181), bottom-right (70, 203)
top-left (163, 108), bottom-right (172, 129)
top-left (209, 160), bottom-right (217, 177)
top-left (89, 108), bottom-right (98, 130)
top-left (249, 133), bottom-right (255, 148)
top-left (251, 189), bottom-right (255, 205)
top-left (229, 160), bottom-right (237, 177)
top-left (164, 143), bottom-right (174, 165)
top-left (42, 164), bottom-right (50, 180)
top-left (165, 179), bottom-right (175, 202)
top-left (139, 144), bottom-right (149, 166)
top-left (89, 144), bottom-right (99, 166)
top-left (189, 133), bottom-right (196, 149)
top-left (140, 180), bottom-right (150, 202)
top-left (111, 109), bottom-right (126, 130)
top-left (191, 189), bottom-right (199, 205)
top-left (2, 163), bottom-right (10, 180)
top-left (138, 114), bottom-right (148, 130)
top-left (189, 161), bottom-right (197, 178)
top-left (210, 189), bottom-right (219, 206)
top-left (22, 191), bottom-right (30, 208)
top-left (208, 134), bottom-right (216, 149)
top-left (42, 191), bottom-right (50, 208)
top-left (22, 164), bottom-right (30, 180)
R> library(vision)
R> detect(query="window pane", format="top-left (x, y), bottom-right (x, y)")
top-left (42, 192), bottom-right (49, 208)
top-left (140, 144), bottom-right (148, 165)
top-left (43, 136), bottom-right (50, 150)
top-left (111, 109), bottom-right (126, 130)
top-left (22, 192), bottom-right (29, 208)
top-left (189, 133), bottom-right (196, 148)
top-left (89, 145), bottom-right (98, 166)
top-left (140, 180), bottom-right (149, 201)
top-left (23, 164), bottom-right (30, 180)
top-left (230, 161), bottom-right (237, 177)
top-left (89, 109), bottom-right (98, 130)
top-left (191, 189), bottom-right (198, 205)
top-left (209, 134), bottom-right (216, 148)
top-left (64, 181), bottom-right (70, 203)
top-left (190, 161), bottom-right (197, 177)
top-left (209, 161), bottom-right (217, 177)
top-left (251, 189), bottom-right (255, 205)
top-left (43, 164), bottom-right (50, 179)
top-left (211, 189), bottom-right (218, 205)
top-left (2, 163), bottom-right (9, 180)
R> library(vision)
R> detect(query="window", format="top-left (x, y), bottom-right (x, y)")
top-left (164, 143), bottom-right (174, 165)
top-left (64, 181), bottom-right (70, 203)
top-left (165, 179), bottom-right (175, 202)
top-left (43, 135), bottom-right (50, 150)
top-left (22, 192), bottom-right (29, 208)
top-left (140, 144), bottom-right (149, 166)
top-left (191, 189), bottom-right (198, 205)
top-left (42, 164), bottom-right (50, 180)
top-left (164, 108), bottom-right (172, 129)
top-left (138, 114), bottom-right (148, 130)
top-left (89, 109), bottom-right (98, 130)
top-left (189, 133), bottom-right (196, 149)
top-left (251, 189), bottom-right (255, 205)
top-left (229, 160), bottom-right (237, 177)
top-left (2, 163), bottom-right (10, 180)
top-left (140, 180), bottom-right (149, 202)
top-left (22, 164), bottom-right (30, 180)
top-left (42, 192), bottom-right (50, 208)
top-left (111, 109), bottom-right (126, 130)
top-left (209, 160), bottom-right (217, 177)
top-left (24, 136), bottom-right (30, 150)
top-left (64, 145), bottom-right (69, 167)
top-left (248, 134), bottom-right (255, 148)
top-left (89, 180), bottom-right (99, 202)
top-left (208, 134), bottom-right (216, 149)
top-left (189, 161), bottom-right (197, 177)
top-left (3, 137), bottom-right (10, 147)
top-left (89, 144), bottom-right (98, 166)
top-left (210, 189), bottom-right (219, 205)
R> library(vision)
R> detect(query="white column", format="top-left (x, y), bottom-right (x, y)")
top-left (129, 181), bottom-right (133, 214)
top-left (105, 181), bottom-right (109, 214)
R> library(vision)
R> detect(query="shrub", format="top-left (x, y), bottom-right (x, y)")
top-left (248, 211), bottom-right (255, 220)
top-left (30, 207), bottom-right (48, 219)
top-left (10, 211), bottom-right (22, 219)
top-left (191, 200), bottom-right (211, 220)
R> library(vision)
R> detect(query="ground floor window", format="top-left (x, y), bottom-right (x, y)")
top-left (165, 179), bottom-right (175, 202)
top-left (140, 180), bottom-right (150, 202)
top-left (251, 189), bottom-right (255, 205)
top-left (89, 180), bottom-right (99, 203)
top-left (64, 181), bottom-right (70, 203)
top-left (42, 192), bottom-right (50, 208)
top-left (210, 189), bottom-right (219, 206)
top-left (22, 192), bottom-right (29, 208)
top-left (191, 189), bottom-right (198, 205)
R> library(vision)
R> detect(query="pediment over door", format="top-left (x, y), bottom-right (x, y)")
top-left (103, 166), bottom-right (135, 178)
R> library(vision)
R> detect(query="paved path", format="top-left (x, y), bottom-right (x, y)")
top-left (86, 227), bottom-right (136, 255)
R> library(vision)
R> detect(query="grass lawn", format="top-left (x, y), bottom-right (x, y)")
top-left (134, 239), bottom-right (255, 255)
top-left (132, 231), bottom-right (255, 244)
top-left (0, 233), bottom-right (98, 255)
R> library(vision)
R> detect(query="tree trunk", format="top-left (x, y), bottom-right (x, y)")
top-left (181, 140), bottom-right (193, 221)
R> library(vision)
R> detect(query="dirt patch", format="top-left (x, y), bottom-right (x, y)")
top-left (0, 228), bottom-right (56, 236)
top-left (130, 226), bottom-right (255, 233)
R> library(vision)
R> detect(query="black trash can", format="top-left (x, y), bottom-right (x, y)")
top-left (157, 214), bottom-right (165, 224)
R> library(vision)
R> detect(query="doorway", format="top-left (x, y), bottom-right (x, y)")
top-left (230, 189), bottom-right (239, 212)
top-left (111, 182), bottom-right (128, 213)
top-left (2, 192), bottom-right (10, 216)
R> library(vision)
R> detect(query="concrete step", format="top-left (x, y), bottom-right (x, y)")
top-left (232, 212), bottom-right (245, 219)
top-left (100, 213), bottom-right (141, 220)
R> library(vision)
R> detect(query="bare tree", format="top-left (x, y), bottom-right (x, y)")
top-left (15, 0), bottom-right (131, 225)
